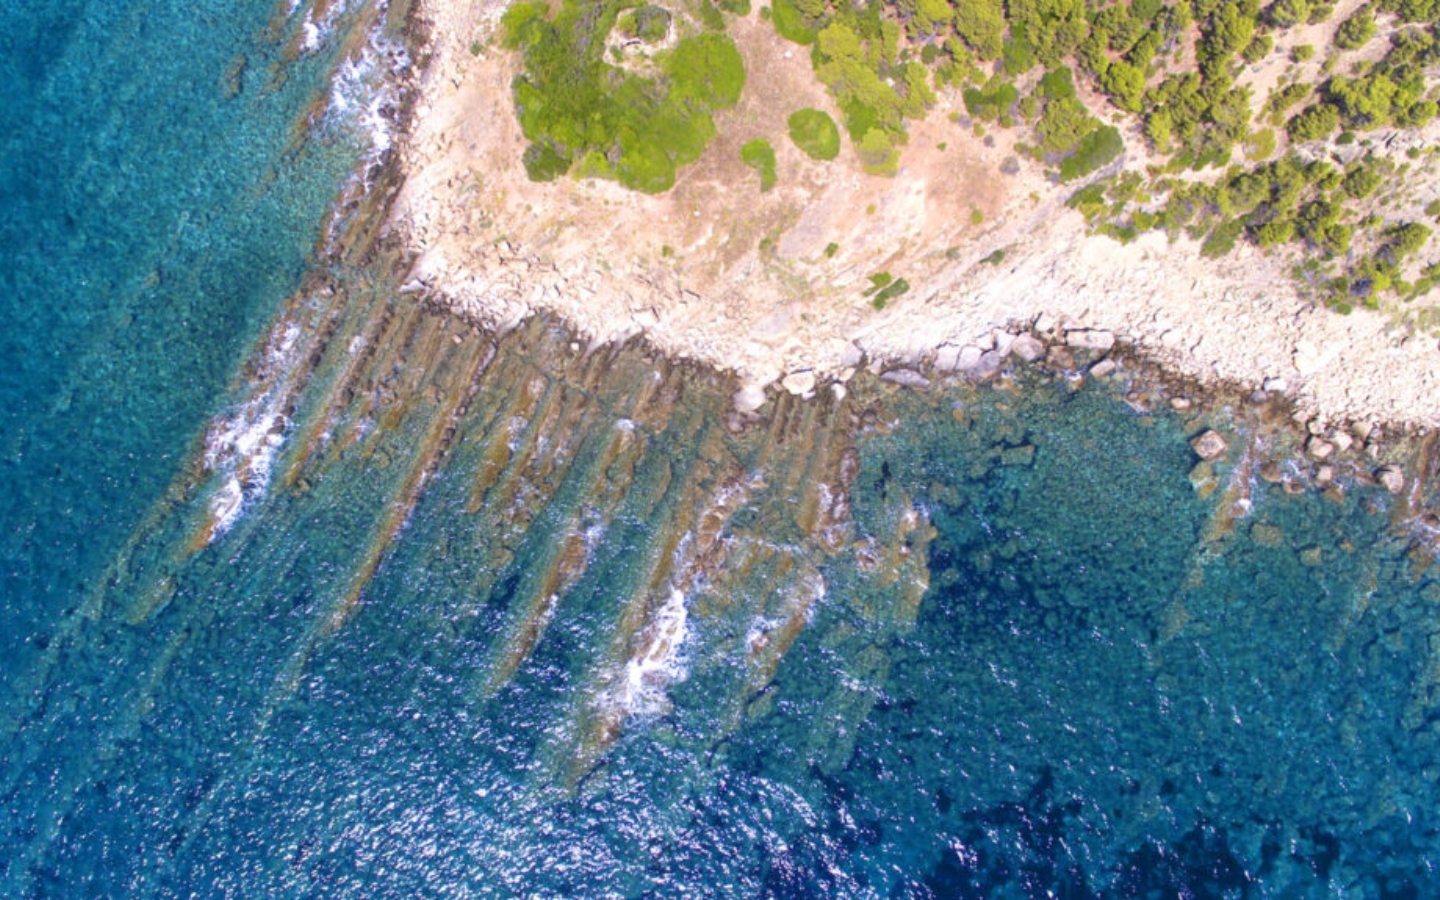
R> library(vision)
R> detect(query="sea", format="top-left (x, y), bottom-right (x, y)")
top-left (3, 0), bottom-right (1440, 896)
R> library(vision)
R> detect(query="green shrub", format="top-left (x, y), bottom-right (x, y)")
top-left (1292, 43), bottom-right (1315, 62)
top-left (1342, 165), bottom-right (1382, 198)
top-left (1059, 125), bottom-right (1124, 181)
top-left (1269, 0), bottom-right (1311, 27)
top-left (771, 0), bottom-right (821, 44)
top-left (856, 128), bottom-right (899, 175)
top-left (1387, 221), bottom-right (1432, 258)
top-left (1242, 34), bottom-right (1274, 64)
top-left (502, 2), bottom-right (745, 194)
top-left (1334, 9), bottom-right (1376, 50)
top-left (787, 108), bottom-right (841, 160)
top-left (740, 138), bottom-right (778, 191)
top-left (962, 76), bottom-right (1020, 122)
top-left (1287, 103), bottom-right (1340, 141)
top-left (617, 5), bottom-right (671, 42)
top-left (1202, 217), bottom-right (1246, 257)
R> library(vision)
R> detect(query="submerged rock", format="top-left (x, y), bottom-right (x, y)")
top-left (1191, 429), bottom-right (1228, 461)
top-left (882, 369), bottom-right (931, 389)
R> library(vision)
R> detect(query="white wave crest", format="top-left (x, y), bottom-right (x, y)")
top-left (200, 321), bottom-right (304, 541)
top-left (613, 588), bottom-right (692, 719)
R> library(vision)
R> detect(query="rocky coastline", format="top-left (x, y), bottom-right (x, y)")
top-left (372, 0), bottom-right (1440, 536)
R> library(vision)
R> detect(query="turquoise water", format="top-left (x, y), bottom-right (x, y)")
top-left (5, 1), bottom-right (1440, 896)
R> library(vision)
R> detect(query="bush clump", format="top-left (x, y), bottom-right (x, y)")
top-left (502, 1), bottom-right (745, 193)
top-left (740, 138), bottom-right (778, 191)
top-left (787, 108), bottom-right (841, 160)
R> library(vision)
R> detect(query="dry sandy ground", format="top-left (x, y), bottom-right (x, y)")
top-left (389, 0), bottom-right (1440, 428)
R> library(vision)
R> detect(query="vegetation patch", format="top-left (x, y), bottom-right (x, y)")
top-left (501, 0), bottom-right (745, 193)
top-left (740, 138), bottom-right (778, 191)
top-left (787, 108), bottom-right (841, 160)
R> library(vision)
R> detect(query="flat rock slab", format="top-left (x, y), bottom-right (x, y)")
top-left (1066, 329), bottom-right (1116, 351)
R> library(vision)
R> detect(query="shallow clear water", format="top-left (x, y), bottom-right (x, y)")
top-left (4, 2), bottom-right (1440, 897)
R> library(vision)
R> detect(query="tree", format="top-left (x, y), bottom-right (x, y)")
top-left (952, 0), bottom-right (1005, 58)
top-left (1334, 9), bottom-right (1376, 49)
top-left (1287, 103), bottom-right (1340, 141)
top-left (1101, 61), bottom-right (1146, 111)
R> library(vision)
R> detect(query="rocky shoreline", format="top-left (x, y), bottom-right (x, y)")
top-left (374, 0), bottom-right (1440, 536)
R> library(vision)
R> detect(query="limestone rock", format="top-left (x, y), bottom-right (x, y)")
top-left (1377, 465), bottom-right (1405, 494)
top-left (782, 371), bottom-right (816, 396)
top-left (733, 385), bottom-right (767, 413)
top-left (1190, 429), bottom-right (1228, 461)
top-left (955, 345), bottom-right (984, 372)
top-left (882, 369), bottom-right (931, 389)
top-left (1065, 329), bottom-right (1116, 351)
top-left (1011, 334), bottom-right (1045, 363)
top-left (1089, 358), bottom-right (1117, 379)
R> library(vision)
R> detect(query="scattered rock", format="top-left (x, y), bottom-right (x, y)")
top-left (1307, 436), bottom-right (1335, 460)
top-left (993, 331), bottom-right (1016, 357)
top-left (1315, 464), bottom-right (1335, 486)
top-left (1065, 329), bottom-right (1116, 351)
top-left (1262, 376), bottom-right (1288, 393)
top-left (1089, 358), bottom-right (1117, 379)
top-left (1190, 429), bottom-right (1228, 461)
top-left (1330, 431), bottom-right (1354, 452)
top-left (882, 369), bottom-right (931, 389)
top-left (733, 385), bottom-right (767, 413)
top-left (955, 345), bottom-right (985, 372)
top-left (1251, 523), bottom-right (1284, 547)
top-left (781, 370), bottom-right (816, 396)
top-left (1011, 334), bottom-right (1045, 363)
top-left (934, 345), bottom-right (962, 373)
top-left (1190, 460), bottom-right (1219, 498)
top-left (1377, 465), bottom-right (1406, 494)
top-left (1170, 397), bottom-right (1192, 412)
top-left (839, 342), bottom-right (864, 368)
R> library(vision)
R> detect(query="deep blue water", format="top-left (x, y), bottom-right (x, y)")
top-left (4, 1), bottom-right (1440, 897)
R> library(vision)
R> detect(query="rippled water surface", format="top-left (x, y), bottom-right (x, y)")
top-left (4, 1), bottom-right (1440, 897)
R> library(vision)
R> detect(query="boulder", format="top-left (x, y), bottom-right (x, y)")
top-left (1190, 429), bottom-right (1228, 461)
top-left (882, 369), bottom-right (931, 389)
top-left (1306, 437), bottom-right (1334, 460)
top-left (781, 371), bottom-right (816, 396)
top-left (1377, 465), bottom-right (1406, 494)
top-left (733, 385), bottom-right (768, 413)
top-left (1089, 358), bottom-right (1118, 379)
top-left (933, 345), bottom-right (962, 373)
top-left (955, 345), bottom-right (985, 372)
top-left (1011, 334), bottom-right (1045, 363)
top-left (1065, 329), bottom-right (1116, 351)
